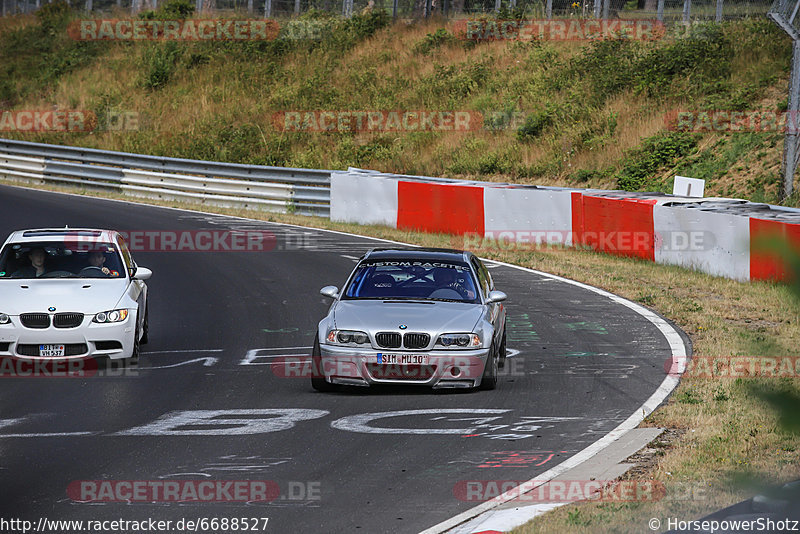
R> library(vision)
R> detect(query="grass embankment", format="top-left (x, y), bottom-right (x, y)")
top-left (0, 3), bottom-right (795, 204)
top-left (5, 178), bottom-right (800, 532)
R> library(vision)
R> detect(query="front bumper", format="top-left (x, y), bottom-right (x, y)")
top-left (318, 343), bottom-right (491, 388)
top-left (0, 313), bottom-right (135, 361)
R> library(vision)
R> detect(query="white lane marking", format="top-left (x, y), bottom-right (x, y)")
top-left (340, 254), bottom-right (360, 260)
top-left (114, 409), bottom-right (329, 436)
top-left (0, 432), bottom-right (97, 438)
top-left (0, 417), bottom-right (97, 438)
top-left (245, 346), bottom-right (312, 351)
top-left (141, 349), bottom-right (223, 354)
top-left (240, 347), bottom-right (311, 365)
top-left (505, 348), bottom-right (519, 359)
top-left (331, 409), bottom-right (510, 435)
top-left (137, 357), bottom-right (219, 369)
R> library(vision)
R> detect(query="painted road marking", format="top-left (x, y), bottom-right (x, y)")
top-left (0, 410), bottom-right (581, 439)
top-left (115, 409), bottom-right (330, 436)
top-left (137, 357), bottom-right (219, 369)
top-left (142, 349), bottom-right (224, 354)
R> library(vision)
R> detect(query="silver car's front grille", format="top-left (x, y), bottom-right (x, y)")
top-left (376, 332), bottom-right (402, 348)
top-left (20, 313), bottom-right (50, 329)
top-left (403, 333), bottom-right (430, 349)
top-left (53, 313), bottom-right (84, 329)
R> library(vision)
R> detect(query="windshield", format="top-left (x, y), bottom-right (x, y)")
top-left (343, 260), bottom-right (480, 303)
top-left (0, 241), bottom-right (125, 279)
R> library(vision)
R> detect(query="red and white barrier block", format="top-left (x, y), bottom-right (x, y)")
top-left (330, 169), bottom-right (800, 283)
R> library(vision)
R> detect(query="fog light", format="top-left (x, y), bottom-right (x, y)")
top-left (451, 367), bottom-right (461, 376)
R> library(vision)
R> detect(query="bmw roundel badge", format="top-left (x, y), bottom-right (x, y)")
top-left (399, 324), bottom-right (407, 330)
top-left (48, 306), bottom-right (56, 312)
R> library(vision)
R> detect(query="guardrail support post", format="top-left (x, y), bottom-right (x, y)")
top-left (682, 0), bottom-right (691, 23)
top-left (547, 0), bottom-right (552, 19)
top-left (264, 0), bottom-right (271, 17)
top-left (715, 0), bottom-right (723, 21)
top-left (782, 39), bottom-right (800, 198)
top-left (657, 0), bottom-right (664, 21)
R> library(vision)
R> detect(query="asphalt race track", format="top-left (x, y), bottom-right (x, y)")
top-left (0, 184), bottom-right (689, 533)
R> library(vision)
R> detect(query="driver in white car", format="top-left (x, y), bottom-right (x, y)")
top-left (87, 250), bottom-right (111, 276)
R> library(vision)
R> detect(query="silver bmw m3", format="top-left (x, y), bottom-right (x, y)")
top-left (312, 248), bottom-right (507, 391)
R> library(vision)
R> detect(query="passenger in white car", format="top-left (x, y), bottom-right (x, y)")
top-left (12, 248), bottom-right (48, 278)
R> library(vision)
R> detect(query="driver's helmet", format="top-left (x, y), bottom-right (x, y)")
top-left (432, 266), bottom-right (458, 287)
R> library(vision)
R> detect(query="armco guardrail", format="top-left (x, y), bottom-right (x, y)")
top-left (0, 138), bottom-right (331, 217)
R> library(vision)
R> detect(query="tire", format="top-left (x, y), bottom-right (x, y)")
top-left (498, 325), bottom-right (507, 369)
top-left (126, 319), bottom-right (140, 366)
top-left (310, 336), bottom-right (335, 392)
top-left (479, 342), bottom-right (498, 390)
top-left (140, 301), bottom-right (149, 345)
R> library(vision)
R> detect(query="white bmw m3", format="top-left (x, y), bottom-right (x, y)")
top-left (0, 228), bottom-right (151, 363)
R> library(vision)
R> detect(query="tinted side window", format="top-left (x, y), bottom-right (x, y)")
top-left (479, 259), bottom-right (494, 290)
top-left (116, 236), bottom-right (134, 275)
top-left (471, 258), bottom-right (490, 297)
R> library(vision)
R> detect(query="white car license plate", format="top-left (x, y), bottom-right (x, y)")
top-left (377, 353), bottom-right (429, 365)
top-left (39, 344), bottom-right (65, 357)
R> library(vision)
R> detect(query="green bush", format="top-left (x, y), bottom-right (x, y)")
top-left (158, 0), bottom-right (195, 18)
top-left (140, 42), bottom-right (184, 90)
top-left (35, 0), bottom-right (72, 32)
top-left (414, 28), bottom-right (457, 55)
top-left (634, 24), bottom-right (733, 96)
top-left (0, 1), bottom-right (101, 104)
top-left (616, 132), bottom-right (698, 191)
top-left (517, 105), bottom-right (554, 141)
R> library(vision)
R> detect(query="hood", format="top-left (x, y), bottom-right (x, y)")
top-left (0, 278), bottom-right (129, 315)
top-left (333, 299), bottom-right (484, 334)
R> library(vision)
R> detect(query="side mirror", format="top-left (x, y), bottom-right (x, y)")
top-left (133, 267), bottom-right (152, 281)
top-left (486, 290), bottom-right (507, 304)
top-left (320, 285), bottom-right (339, 299)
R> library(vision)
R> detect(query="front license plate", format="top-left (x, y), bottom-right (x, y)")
top-left (377, 353), bottom-right (429, 365)
top-left (39, 344), bottom-right (65, 357)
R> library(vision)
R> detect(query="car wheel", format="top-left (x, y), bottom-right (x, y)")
top-left (126, 319), bottom-right (140, 366)
top-left (479, 342), bottom-right (498, 390)
top-left (310, 336), bottom-right (334, 392)
top-left (498, 324), bottom-right (507, 369)
top-left (140, 301), bottom-right (149, 345)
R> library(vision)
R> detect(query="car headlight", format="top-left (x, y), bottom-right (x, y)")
top-left (93, 309), bottom-right (129, 323)
top-left (0, 313), bottom-right (10, 324)
top-left (436, 333), bottom-right (481, 348)
top-left (326, 329), bottom-right (370, 346)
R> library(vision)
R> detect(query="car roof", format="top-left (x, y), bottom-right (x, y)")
top-left (363, 247), bottom-right (472, 263)
top-left (3, 228), bottom-right (119, 245)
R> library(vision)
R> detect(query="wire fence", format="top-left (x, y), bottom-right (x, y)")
top-left (0, 0), bottom-right (772, 20)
